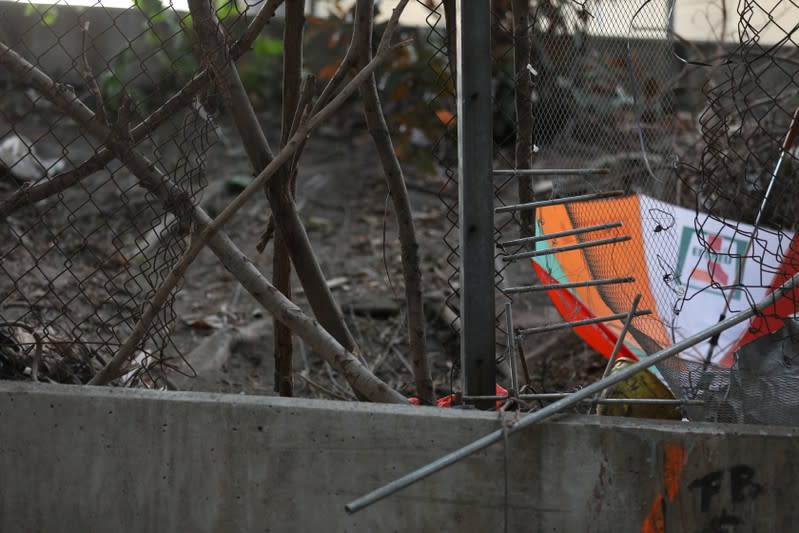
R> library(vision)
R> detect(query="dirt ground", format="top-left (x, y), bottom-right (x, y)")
top-left (0, 100), bottom-right (606, 404)
top-left (168, 109), bottom-right (608, 402)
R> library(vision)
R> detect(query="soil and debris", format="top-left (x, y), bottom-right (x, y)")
top-left (0, 102), bottom-right (607, 403)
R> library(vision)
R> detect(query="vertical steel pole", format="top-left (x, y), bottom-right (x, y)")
top-left (457, 0), bottom-right (496, 401)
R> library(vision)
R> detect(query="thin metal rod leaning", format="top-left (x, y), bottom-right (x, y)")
top-left (592, 294), bottom-right (641, 410)
top-left (495, 190), bottom-right (623, 213)
top-left (504, 302), bottom-right (518, 393)
top-left (461, 395), bottom-right (704, 405)
top-left (503, 235), bottom-right (631, 262)
top-left (344, 269), bottom-right (799, 514)
top-left (600, 295), bottom-right (641, 381)
top-left (493, 168), bottom-right (610, 176)
top-left (754, 104), bottom-right (799, 231)
top-left (517, 309), bottom-right (651, 336)
top-left (499, 221), bottom-right (623, 247)
top-left (504, 276), bottom-right (634, 294)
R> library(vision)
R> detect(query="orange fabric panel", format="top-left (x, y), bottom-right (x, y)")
top-left (536, 203), bottom-right (616, 319)
top-left (533, 262), bottom-right (638, 360)
top-left (538, 195), bottom-right (670, 350)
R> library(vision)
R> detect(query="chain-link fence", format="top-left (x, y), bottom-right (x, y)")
top-left (0, 0), bottom-right (460, 403)
top-left (662, 0), bottom-right (799, 425)
top-left (0, 0), bottom-right (287, 387)
top-left (4, 0), bottom-right (799, 423)
top-left (415, 0), bottom-right (680, 391)
top-left (415, 0), bottom-right (799, 425)
top-left (412, 2), bottom-right (460, 390)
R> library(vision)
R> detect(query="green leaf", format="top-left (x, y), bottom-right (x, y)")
top-left (134, 0), bottom-right (166, 18)
top-left (253, 36), bottom-right (283, 57)
top-left (215, 0), bottom-right (238, 20)
top-left (41, 7), bottom-right (58, 26)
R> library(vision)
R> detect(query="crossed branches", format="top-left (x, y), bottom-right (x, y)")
top-left (0, 0), bottom-right (426, 404)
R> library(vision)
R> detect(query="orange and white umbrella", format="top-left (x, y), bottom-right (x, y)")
top-left (529, 194), bottom-right (799, 368)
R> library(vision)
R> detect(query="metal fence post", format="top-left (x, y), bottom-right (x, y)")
top-left (457, 0), bottom-right (495, 401)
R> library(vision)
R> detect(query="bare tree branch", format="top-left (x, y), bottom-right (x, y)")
top-left (273, 0), bottom-right (306, 397)
top-left (80, 20), bottom-right (107, 127)
top-left (0, 29), bottom-right (410, 403)
top-left (354, 0), bottom-right (433, 404)
top-left (512, 0), bottom-right (535, 239)
top-left (189, 0), bottom-right (360, 355)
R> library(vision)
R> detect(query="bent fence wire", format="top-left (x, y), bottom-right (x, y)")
top-left (667, 0), bottom-right (799, 425)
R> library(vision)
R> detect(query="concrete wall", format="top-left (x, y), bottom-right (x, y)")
top-left (0, 381), bottom-right (797, 532)
top-left (0, 2), bottom-right (151, 86)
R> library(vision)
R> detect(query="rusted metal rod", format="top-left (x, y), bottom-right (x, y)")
top-left (517, 309), bottom-right (651, 336)
top-left (591, 295), bottom-right (642, 410)
top-left (495, 190), bottom-right (623, 213)
top-left (502, 235), bottom-right (631, 262)
top-left (504, 302), bottom-right (519, 393)
top-left (499, 221), bottom-right (623, 247)
top-left (504, 276), bottom-right (634, 294)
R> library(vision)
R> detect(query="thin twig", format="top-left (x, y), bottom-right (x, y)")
top-left (511, 0), bottom-right (535, 239)
top-left (80, 20), bottom-right (107, 126)
top-left (272, 0), bottom-right (305, 397)
top-left (297, 371), bottom-right (353, 401)
top-left (256, 76), bottom-right (315, 254)
top-left (390, 344), bottom-right (415, 375)
top-left (347, 308), bottom-right (372, 368)
top-left (324, 360), bottom-right (356, 398)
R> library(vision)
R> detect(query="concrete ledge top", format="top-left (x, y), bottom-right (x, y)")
top-left (2, 379), bottom-right (796, 437)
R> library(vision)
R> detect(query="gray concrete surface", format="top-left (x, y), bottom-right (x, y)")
top-left (0, 381), bottom-right (797, 532)
top-left (0, 2), bottom-right (157, 87)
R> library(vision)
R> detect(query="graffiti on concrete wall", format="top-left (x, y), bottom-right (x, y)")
top-left (641, 443), bottom-right (764, 533)
top-left (688, 465), bottom-right (763, 529)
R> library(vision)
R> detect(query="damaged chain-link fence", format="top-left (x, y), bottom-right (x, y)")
top-left (0, 0), bottom-right (228, 386)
